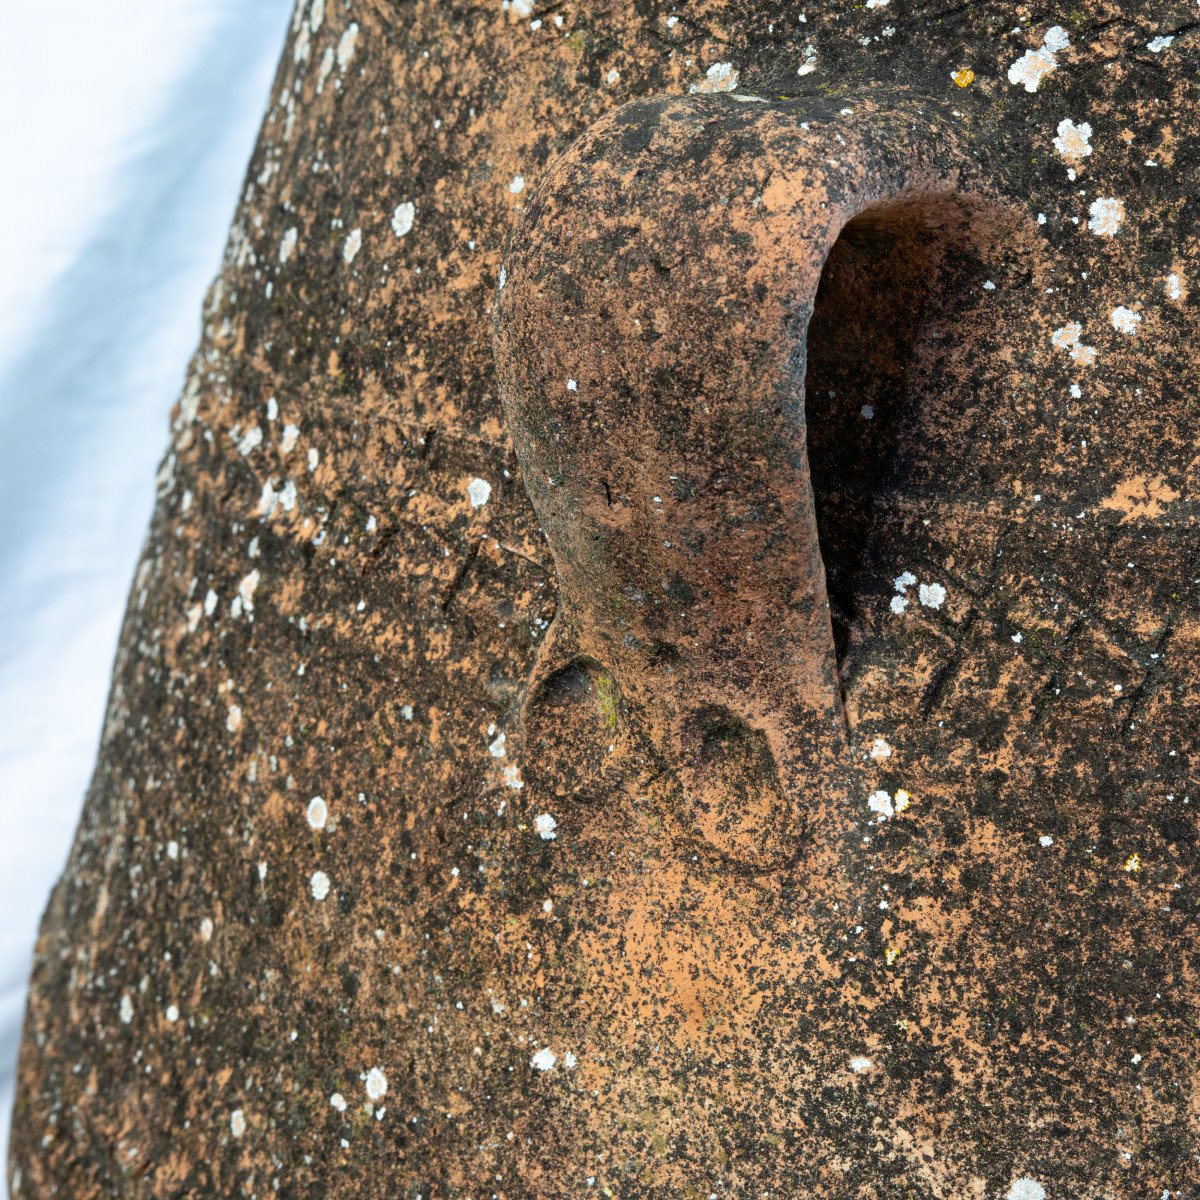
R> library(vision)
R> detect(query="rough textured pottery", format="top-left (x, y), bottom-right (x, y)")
top-left (10, 2), bottom-right (1198, 1197)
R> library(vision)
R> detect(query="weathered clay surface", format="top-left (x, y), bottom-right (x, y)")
top-left (495, 92), bottom-right (1029, 868)
top-left (10, 2), bottom-right (1200, 1198)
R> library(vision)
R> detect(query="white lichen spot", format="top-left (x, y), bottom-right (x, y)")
top-left (336, 23), bottom-right (360, 71)
top-left (307, 796), bottom-right (328, 830)
top-left (258, 480), bottom-right (279, 517)
top-left (868, 791), bottom-right (894, 820)
top-left (861, 404), bottom-right (875, 420)
top-left (566, 378), bottom-right (578, 391)
top-left (238, 425), bottom-right (264, 456)
top-left (167, 840), bottom-right (180, 860)
top-left (533, 812), bottom-right (559, 840)
top-left (204, 588), bottom-right (218, 617)
top-left (865, 0), bottom-right (890, 6)
top-left (392, 201), bottom-right (416, 238)
top-left (489, 732), bottom-right (507, 758)
top-left (530, 1047), bottom-right (557, 1071)
top-left (119, 993), bottom-right (134, 1024)
top-left (330, 1092), bottom-right (347, 1112)
top-left (1088, 197), bottom-right (1125, 238)
top-left (1051, 324), bottom-right (1099, 364)
top-left (1166, 273), bottom-right (1182, 301)
top-left (281, 423), bottom-right (301, 454)
top-left (510, 0), bottom-right (535, 17)
top-left (893, 570), bottom-right (916, 593)
top-left (849, 1055), bottom-right (873, 1074)
top-left (1110, 305), bottom-right (1141, 335)
top-left (226, 704), bottom-right (243, 733)
top-left (503, 764), bottom-right (524, 789)
top-left (1052, 118), bottom-right (1092, 164)
top-left (165, 1004), bottom-right (180, 1023)
top-left (311, 870), bottom-right (331, 901)
top-left (918, 582), bottom-right (946, 609)
top-left (889, 594), bottom-right (909, 615)
top-left (200, 917), bottom-right (214, 942)
top-left (238, 569), bottom-right (260, 615)
top-left (1051, 321), bottom-right (1082, 351)
top-left (1007, 1180), bottom-right (1047, 1200)
top-left (509, 174), bottom-right (526, 195)
top-left (870, 737), bottom-right (893, 761)
top-left (1039, 834), bottom-right (1055, 847)
top-left (308, 447), bottom-right (319, 472)
top-left (1147, 34), bottom-right (1174, 52)
top-left (1042, 25), bottom-right (1070, 52)
top-left (690, 61), bottom-right (740, 94)
top-left (279, 480), bottom-right (298, 512)
top-left (1008, 26), bottom-right (1068, 92)
top-left (401, 704), bottom-right (414, 721)
top-left (468, 477), bottom-right (492, 508)
top-left (343, 228), bottom-right (363, 264)
top-left (606, 67), bottom-right (621, 85)
top-left (1007, 46), bottom-right (1058, 92)
top-left (294, 22), bottom-right (311, 63)
top-left (797, 45), bottom-right (818, 75)
top-left (279, 227), bottom-right (298, 264)
top-left (365, 1067), bottom-right (388, 1101)
top-left (230, 1109), bottom-right (246, 1139)
top-left (317, 45), bottom-right (335, 91)
top-left (894, 789), bottom-right (913, 813)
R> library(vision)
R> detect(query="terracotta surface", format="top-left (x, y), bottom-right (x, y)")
top-left (9, 2), bottom-right (1199, 1197)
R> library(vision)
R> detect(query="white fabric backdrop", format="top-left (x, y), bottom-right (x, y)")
top-left (0, 1), bottom-right (293, 1186)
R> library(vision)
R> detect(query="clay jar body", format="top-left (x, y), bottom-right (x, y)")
top-left (10, 6), bottom-right (1200, 1198)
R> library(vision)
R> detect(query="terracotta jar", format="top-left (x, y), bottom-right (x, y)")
top-left (11, 2), bottom-right (1198, 1197)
